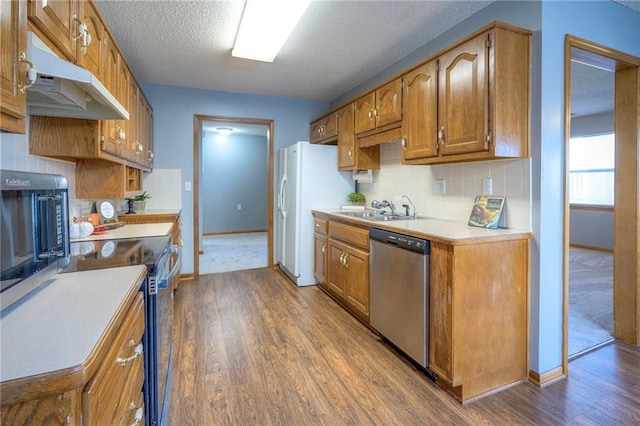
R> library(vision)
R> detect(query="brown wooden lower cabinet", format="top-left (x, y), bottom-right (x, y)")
top-left (313, 211), bottom-right (530, 403)
top-left (317, 216), bottom-right (371, 324)
top-left (429, 239), bottom-right (529, 403)
top-left (0, 292), bottom-right (145, 426)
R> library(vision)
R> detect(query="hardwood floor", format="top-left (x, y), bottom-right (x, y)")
top-left (171, 268), bottom-right (640, 425)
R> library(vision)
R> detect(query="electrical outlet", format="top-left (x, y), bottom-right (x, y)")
top-left (433, 179), bottom-right (446, 194)
top-left (482, 178), bottom-right (492, 195)
top-left (237, 204), bottom-right (242, 210)
top-left (185, 182), bottom-right (192, 191)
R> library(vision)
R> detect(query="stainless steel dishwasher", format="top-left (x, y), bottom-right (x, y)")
top-left (370, 228), bottom-right (430, 369)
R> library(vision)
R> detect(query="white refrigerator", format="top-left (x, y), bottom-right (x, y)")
top-left (277, 141), bottom-right (353, 286)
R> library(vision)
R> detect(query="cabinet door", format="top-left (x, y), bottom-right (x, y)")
top-left (402, 62), bottom-right (438, 161)
top-left (309, 119), bottom-right (323, 143)
top-left (375, 78), bottom-right (402, 128)
top-left (128, 79), bottom-right (140, 163)
top-left (101, 34), bottom-right (121, 156)
top-left (0, 0), bottom-right (27, 133)
top-left (321, 112), bottom-right (338, 141)
top-left (27, 0), bottom-right (78, 61)
top-left (354, 92), bottom-right (375, 134)
top-left (143, 97), bottom-right (154, 169)
top-left (1, 389), bottom-right (81, 426)
top-left (76, 0), bottom-right (104, 80)
top-left (438, 32), bottom-right (489, 156)
top-left (344, 246), bottom-right (369, 319)
top-left (337, 103), bottom-right (355, 170)
top-left (313, 233), bottom-right (327, 286)
top-left (327, 241), bottom-right (346, 298)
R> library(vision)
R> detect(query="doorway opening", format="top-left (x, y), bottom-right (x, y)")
top-left (192, 115), bottom-right (274, 278)
top-left (564, 36), bottom-right (640, 367)
top-left (567, 62), bottom-right (615, 358)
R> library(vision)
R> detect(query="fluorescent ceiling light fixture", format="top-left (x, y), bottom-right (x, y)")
top-left (232, 0), bottom-right (310, 62)
top-left (216, 127), bottom-right (233, 136)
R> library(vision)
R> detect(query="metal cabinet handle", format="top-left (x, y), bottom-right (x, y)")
top-left (343, 253), bottom-right (349, 268)
top-left (368, 110), bottom-right (373, 120)
top-left (129, 404), bottom-right (143, 426)
top-left (19, 52), bottom-right (37, 93)
top-left (348, 149), bottom-right (352, 158)
top-left (438, 126), bottom-right (445, 145)
top-left (322, 243), bottom-right (326, 254)
top-left (374, 108), bottom-right (379, 118)
top-left (402, 136), bottom-right (407, 150)
top-left (117, 341), bottom-right (143, 367)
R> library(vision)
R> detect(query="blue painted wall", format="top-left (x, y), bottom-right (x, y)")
top-left (534, 0), bottom-right (640, 373)
top-left (141, 84), bottom-right (328, 275)
top-left (201, 133), bottom-right (268, 234)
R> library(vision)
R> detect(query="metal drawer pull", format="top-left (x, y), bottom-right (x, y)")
top-left (129, 405), bottom-right (144, 426)
top-left (117, 341), bottom-right (143, 367)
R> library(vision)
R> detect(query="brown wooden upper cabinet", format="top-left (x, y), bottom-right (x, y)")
top-left (354, 78), bottom-right (402, 135)
top-left (27, 0), bottom-right (78, 61)
top-left (401, 61), bottom-right (438, 161)
top-left (404, 24), bottom-right (530, 164)
top-left (76, 0), bottom-right (105, 81)
top-left (0, 0), bottom-right (27, 134)
top-left (310, 112), bottom-right (338, 144)
top-left (337, 103), bottom-right (380, 171)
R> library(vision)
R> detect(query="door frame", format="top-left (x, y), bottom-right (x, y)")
top-left (192, 114), bottom-right (275, 278)
top-left (563, 35), bottom-right (640, 370)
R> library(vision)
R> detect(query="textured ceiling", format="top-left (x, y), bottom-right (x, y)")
top-left (94, 0), bottom-right (639, 119)
top-left (94, 0), bottom-right (492, 102)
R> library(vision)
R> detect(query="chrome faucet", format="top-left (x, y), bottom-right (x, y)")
top-left (371, 199), bottom-right (396, 215)
top-left (402, 194), bottom-right (417, 218)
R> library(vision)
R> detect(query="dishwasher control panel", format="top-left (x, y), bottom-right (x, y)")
top-left (369, 228), bottom-right (430, 254)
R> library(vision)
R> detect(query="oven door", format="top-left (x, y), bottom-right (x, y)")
top-left (148, 244), bottom-right (181, 425)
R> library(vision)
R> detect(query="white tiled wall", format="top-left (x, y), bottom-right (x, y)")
top-left (358, 141), bottom-right (532, 230)
top-left (142, 169), bottom-right (182, 209)
top-left (0, 121), bottom-right (77, 202)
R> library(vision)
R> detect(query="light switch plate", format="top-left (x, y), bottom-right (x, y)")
top-left (433, 179), bottom-right (446, 194)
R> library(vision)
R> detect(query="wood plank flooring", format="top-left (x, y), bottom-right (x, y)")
top-left (171, 268), bottom-right (640, 425)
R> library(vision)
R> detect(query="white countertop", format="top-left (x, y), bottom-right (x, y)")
top-left (317, 210), bottom-right (531, 244)
top-left (71, 223), bottom-right (173, 242)
top-left (0, 265), bottom-right (146, 382)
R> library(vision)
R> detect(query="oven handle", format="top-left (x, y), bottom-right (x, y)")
top-left (167, 244), bottom-right (182, 282)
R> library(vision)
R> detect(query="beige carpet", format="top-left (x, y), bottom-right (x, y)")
top-left (569, 247), bottom-right (614, 358)
top-left (200, 232), bottom-right (268, 274)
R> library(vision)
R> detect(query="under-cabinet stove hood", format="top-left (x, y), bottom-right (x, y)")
top-left (25, 32), bottom-right (129, 120)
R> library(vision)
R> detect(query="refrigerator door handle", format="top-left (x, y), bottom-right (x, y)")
top-left (279, 176), bottom-right (287, 218)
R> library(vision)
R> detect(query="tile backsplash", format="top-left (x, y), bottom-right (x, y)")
top-left (1, 123), bottom-right (77, 201)
top-left (142, 168), bottom-right (182, 210)
top-left (358, 141), bottom-right (531, 230)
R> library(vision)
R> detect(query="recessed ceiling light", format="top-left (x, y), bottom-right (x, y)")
top-left (232, 0), bottom-right (310, 63)
top-left (216, 127), bottom-right (233, 136)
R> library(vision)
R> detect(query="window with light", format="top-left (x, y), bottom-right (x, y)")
top-left (569, 132), bottom-right (615, 206)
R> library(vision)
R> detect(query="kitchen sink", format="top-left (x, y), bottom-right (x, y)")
top-left (334, 211), bottom-right (427, 222)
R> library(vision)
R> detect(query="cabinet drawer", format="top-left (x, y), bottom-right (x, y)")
top-left (83, 292), bottom-right (144, 425)
top-left (314, 217), bottom-right (328, 235)
top-left (114, 357), bottom-right (145, 426)
top-left (328, 221), bottom-right (369, 250)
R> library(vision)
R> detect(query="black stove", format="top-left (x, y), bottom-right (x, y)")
top-left (63, 233), bottom-right (177, 426)
top-left (63, 235), bottom-right (171, 274)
